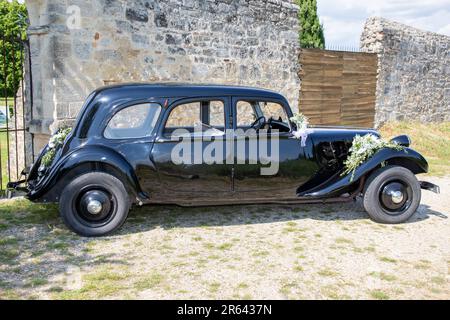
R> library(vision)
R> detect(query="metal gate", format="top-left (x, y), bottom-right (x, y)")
top-left (0, 33), bottom-right (32, 197)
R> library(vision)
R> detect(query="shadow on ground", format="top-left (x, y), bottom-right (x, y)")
top-left (123, 200), bottom-right (447, 233)
top-left (0, 198), bottom-right (447, 298)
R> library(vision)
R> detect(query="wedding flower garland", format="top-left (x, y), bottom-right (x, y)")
top-left (290, 113), bottom-right (311, 147)
top-left (342, 134), bottom-right (404, 181)
top-left (40, 127), bottom-right (72, 168)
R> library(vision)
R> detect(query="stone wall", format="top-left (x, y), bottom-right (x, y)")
top-left (25, 0), bottom-right (300, 153)
top-left (361, 17), bottom-right (450, 127)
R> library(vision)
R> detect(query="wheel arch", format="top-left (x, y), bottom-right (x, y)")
top-left (298, 147), bottom-right (428, 198)
top-left (30, 146), bottom-right (146, 203)
top-left (384, 156), bottom-right (426, 175)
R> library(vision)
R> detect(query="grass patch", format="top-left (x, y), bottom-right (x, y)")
top-left (25, 278), bottom-right (49, 288)
top-left (47, 242), bottom-right (70, 250)
top-left (134, 273), bottom-right (164, 291)
top-left (279, 281), bottom-right (297, 297)
top-left (0, 247), bottom-right (20, 264)
top-left (379, 121), bottom-right (450, 176)
top-left (430, 276), bottom-right (445, 285)
top-left (321, 285), bottom-right (349, 300)
top-left (47, 286), bottom-right (64, 293)
top-left (203, 242), bottom-right (215, 250)
top-left (53, 268), bottom-right (128, 299)
top-left (0, 289), bottom-right (21, 299)
top-left (414, 260), bottom-right (431, 270)
top-left (208, 282), bottom-right (220, 294)
top-left (0, 236), bottom-right (19, 246)
top-left (317, 269), bottom-right (339, 277)
top-left (0, 198), bottom-right (58, 225)
top-left (0, 132), bottom-right (9, 190)
top-left (335, 237), bottom-right (353, 244)
top-left (217, 243), bottom-right (233, 250)
top-left (379, 256), bottom-right (397, 263)
top-left (283, 226), bottom-right (297, 233)
top-left (369, 272), bottom-right (397, 281)
top-left (252, 250), bottom-right (270, 257)
top-left (369, 289), bottom-right (390, 300)
top-left (293, 264), bottom-right (304, 272)
top-left (237, 282), bottom-right (249, 289)
top-left (203, 242), bottom-right (233, 251)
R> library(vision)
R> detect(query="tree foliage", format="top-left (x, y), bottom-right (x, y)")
top-left (298, 0), bottom-right (325, 49)
top-left (0, 0), bottom-right (28, 98)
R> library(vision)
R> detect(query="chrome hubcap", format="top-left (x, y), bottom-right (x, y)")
top-left (379, 180), bottom-right (412, 215)
top-left (77, 189), bottom-right (113, 223)
top-left (87, 200), bottom-right (103, 215)
top-left (389, 190), bottom-right (404, 204)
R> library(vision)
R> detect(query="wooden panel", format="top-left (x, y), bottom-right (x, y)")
top-left (299, 48), bottom-right (377, 128)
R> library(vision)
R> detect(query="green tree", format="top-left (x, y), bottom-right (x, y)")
top-left (298, 0), bottom-right (325, 49)
top-left (0, 0), bottom-right (28, 98)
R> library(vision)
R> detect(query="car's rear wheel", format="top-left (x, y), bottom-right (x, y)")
top-left (59, 172), bottom-right (130, 236)
top-left (363, 165), bottom-right (421, 224)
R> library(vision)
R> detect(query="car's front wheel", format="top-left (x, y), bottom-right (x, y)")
top-left (59, 172), bottom-right (130, 236)
top-left (363, 165), bottom-right (421, 224)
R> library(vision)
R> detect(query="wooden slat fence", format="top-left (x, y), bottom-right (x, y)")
top-left (299, 49), bottom-right (378, 128)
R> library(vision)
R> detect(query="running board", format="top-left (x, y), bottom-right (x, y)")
top-left (144, 195), bottom-right (356, 207)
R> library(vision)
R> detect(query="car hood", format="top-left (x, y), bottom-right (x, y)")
top-left (306, 126), bottom-right (380, 143)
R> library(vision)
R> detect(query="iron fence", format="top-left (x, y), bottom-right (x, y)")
top-left (301, 44), bottom-right (363, 53)
top-left (0, 33), bottom-right (32, 196)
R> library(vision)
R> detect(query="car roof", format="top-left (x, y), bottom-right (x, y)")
top-left (94, 82), bottom-right (286, 100)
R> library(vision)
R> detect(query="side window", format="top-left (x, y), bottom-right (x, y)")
top-left (236, 101), bottom-right (258, 127)
top-left (165, 102), bottom-right (200, 128)
top-left (104, 103), bottom-right (161, 139)
top-left (259, 101), bottom-right (289, 124)
top-left (164, 100), bottom-right (225, 137)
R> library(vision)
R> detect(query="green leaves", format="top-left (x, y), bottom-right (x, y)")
top-left (290, 112), bottom-right (309, 130)
top-left (342, 134), bottom-right (404, 181)
top-left (297, 0), bottom-right (325, 49)
top-left (40, 127), bottom-right (72, 168)
top-left (0, 0), bottom-right (28, 97)
top-left (40, 148), bottom-right (56, 168)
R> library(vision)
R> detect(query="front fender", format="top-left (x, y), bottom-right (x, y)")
top-left (27, 145), bottom-right (144, 201)
top-left (299, 147), bottom-right (428, 198)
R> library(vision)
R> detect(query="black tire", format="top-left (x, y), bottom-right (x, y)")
top-left (59, 172), bottom-right (130, 236)
top-left (363, 165), bottom-right (421, 224)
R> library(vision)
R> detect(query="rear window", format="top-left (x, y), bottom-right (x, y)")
top-left (104, 103), bottom-right (161, 139)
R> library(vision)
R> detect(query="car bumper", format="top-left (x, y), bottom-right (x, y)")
top-left (6, 179), bottom-right (28, 192)
top-left (419, 181), bottom-right (440, 194)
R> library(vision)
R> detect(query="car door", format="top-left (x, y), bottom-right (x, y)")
top-left (231, 97), bottom-right (318, 199)
top-left (150, 97), bottom-right (233, 201)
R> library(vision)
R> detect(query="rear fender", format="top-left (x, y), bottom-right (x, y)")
top-left (298, 147), bottom-right (428, 198)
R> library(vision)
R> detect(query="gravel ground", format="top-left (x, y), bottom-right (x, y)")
top-left (0, 176), bottom-right (448, 300)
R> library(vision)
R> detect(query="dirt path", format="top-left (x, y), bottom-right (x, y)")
top-left (0, 176), bottom-right (448, 299)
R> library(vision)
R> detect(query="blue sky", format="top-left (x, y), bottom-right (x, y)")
top-left (317, 0), bottom-right (450, 48)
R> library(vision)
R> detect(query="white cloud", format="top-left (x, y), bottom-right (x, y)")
top-left (317, 0), bottom-right (450, 48)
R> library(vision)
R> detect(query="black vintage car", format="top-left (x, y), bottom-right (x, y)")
top-left (9, 84), bottom-right (439, 236)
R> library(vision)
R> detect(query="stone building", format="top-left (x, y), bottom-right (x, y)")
top-left (361, 17), bottom-right (450, 127)
top-left (25, 0), bottom-right (301, 153)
